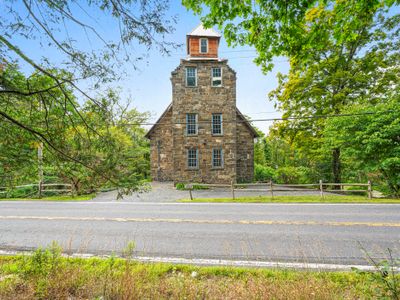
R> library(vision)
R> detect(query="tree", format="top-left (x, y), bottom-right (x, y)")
top-left (324, 98), bottom-right (400, 196)
top-left (183, 0), bottom-right (400, 183)
top-left (0, 1), bottom-right (176, 190)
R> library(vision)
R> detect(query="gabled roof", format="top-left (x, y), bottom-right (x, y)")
top-left (144, 103), bottom-right (172, 139)
top-left (187, 23), bottom-right (221, 37)
top-left (145, 104), bottom-right (260, 139)
top-left (236, 108), bottom-right (260, 138)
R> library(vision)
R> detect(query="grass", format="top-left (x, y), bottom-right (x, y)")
top-left (0, 245), bottom-right (398, 299)
top-left (179, 195), bottom-right (400, 203)
top-left (0, 194), bottom-right (95, 202)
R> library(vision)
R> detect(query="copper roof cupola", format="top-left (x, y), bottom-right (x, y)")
top-left (186, 23), bottom-right (221, 60)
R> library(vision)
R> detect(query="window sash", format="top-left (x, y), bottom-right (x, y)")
top-left (212, 67), bottom-right (222, 87)
top-left (212, 149), bottom-right (223, 168)
top-left (186, 113), bottom-right (198, 135)
top-left (200, 38), bottom-right (208, 53)
top-left (187, 149), bottom-right (198, 168)
top-left (186, 67), bottom-right (197, 87)
top-left (212, 114), bottom-right (223, 135)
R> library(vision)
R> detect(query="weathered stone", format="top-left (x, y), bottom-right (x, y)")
top-left (145, 26), bottom-right (258, 184)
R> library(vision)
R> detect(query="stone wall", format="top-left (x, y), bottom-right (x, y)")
top-left (236, 113), bottom-right (255, 183)
top-left (147, 59), bottom-right (256, 184)
top-left (148, 107), bottom-right (174, 181)
top-left (171, 59), bottom-right (237, 184)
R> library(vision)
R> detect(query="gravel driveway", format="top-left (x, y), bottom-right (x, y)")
top-left (93, 181), bottom-right (325, 202)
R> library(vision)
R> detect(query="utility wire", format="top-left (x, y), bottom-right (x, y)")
top-left (123, 110), bottom-right (392, 127)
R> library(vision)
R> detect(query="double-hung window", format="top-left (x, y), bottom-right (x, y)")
top-left (212, 149), bottom-right (223, 168)
top-left (212, 113), bottom-right (223, 135)
top-left (187, 148), bottom-right (199, 169)
top-left (186, 67), bottom-right (197, 87)
top-left (200, 38), bottom-right (208, 53)
top-left (212, 67), bottom-right (222, 87)
top-left (186, 113), bottom-right (198, 135)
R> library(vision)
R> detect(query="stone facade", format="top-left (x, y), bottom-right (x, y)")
top-left (145, 24), bottom-right (258, 184)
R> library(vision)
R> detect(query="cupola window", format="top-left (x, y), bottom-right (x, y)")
top-left (200, 38), bottom-right (208, 53)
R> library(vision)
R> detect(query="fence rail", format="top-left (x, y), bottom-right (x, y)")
top-left (184, 180), bottom-right (373, 201)
top-left (0, 182), bottom-right (73, 198)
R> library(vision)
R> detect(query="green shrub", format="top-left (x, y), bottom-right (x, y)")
top-left (254, 164), bottom-right (276, 182)
top-left (7, 185), bottom-right (37, 198)
top-left (175, 183), bottom-right (185, 190)
top-left (275, 166), bottom-right (314, 184)
top-left (175, 183), bottom-right (209, 190)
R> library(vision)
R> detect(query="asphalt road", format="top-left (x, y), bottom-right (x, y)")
top-left (0, 201), bottom-right (399, 266)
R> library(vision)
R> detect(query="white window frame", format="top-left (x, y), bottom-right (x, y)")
top-left (212, 148), bottom-right (224, 168)
top-left (187, 148), bottom-right (199, 169)
top-left (199, 38), bottom-right (208, 53)
top-left (211, 67), bottom-right (222, 87)
top-left (186, 113), bottom-right (198, 135)
top-left (186, 67), bottom-right (197, 87)
top-left (212, 113), bottom-right (223, 135)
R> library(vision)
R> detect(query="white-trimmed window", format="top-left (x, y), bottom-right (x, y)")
top-left (200, 38), bottom-right (208, 53)
top-left (186, 113), bottom-right (198, 135)
top-left (186, 67), bottom-right (197, 87)
top-left (187, 148), bottom-right (199, 169)
top-left (212, 148), bottom-right (223, 168)
top-left (212, 67), bottom-right (222, 87)
top-left (212, 113), bottom-right (223, 135)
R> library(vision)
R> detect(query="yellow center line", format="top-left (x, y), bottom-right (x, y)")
top-left (0, 215), bottom-right (399, 227)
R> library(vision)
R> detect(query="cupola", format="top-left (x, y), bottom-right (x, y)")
top-left (186, 23), bottom-right (221, 60)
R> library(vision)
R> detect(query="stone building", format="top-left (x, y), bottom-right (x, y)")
top-left (145, 24), bottom-right (258, 184)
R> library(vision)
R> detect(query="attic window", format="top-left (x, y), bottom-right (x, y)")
top-left (200, 38), bottom-right (208, 53)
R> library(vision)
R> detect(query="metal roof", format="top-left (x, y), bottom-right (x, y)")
top-left (187, 23), bottom-right (221, 37)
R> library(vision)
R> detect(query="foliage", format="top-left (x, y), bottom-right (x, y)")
top-left (0, 65), bottom-right (150, 195)
top-left (175, 183), bottom-right (209, 190)
top-left (1, 244), bottom-right (400, 299)
top-left (324, 98), bottom-right (400, 197)
top-left (254, 164), bottom-right (276, 182)
top-left (0, 0), bottom-right (176, 192)
top-left (183, 0), bottom-right (400, 186)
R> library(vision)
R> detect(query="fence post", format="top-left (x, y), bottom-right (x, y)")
top-left (269, 180), bottom-right (274, 199)
top-left (38, 181), bottom-right (43, 198)
top-left (368, 180), bottom-right (372, 199)
top-left (231, 180), bottom-right (235, 200)
top-left (319, 180), bottom-right (324, 198)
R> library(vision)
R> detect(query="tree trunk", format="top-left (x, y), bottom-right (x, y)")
top-left (332, 148), bottom-right (341, 189)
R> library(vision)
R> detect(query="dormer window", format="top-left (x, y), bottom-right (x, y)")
top-left (200, 38), bottom-right (208, 53)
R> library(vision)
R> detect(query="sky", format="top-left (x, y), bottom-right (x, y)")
top-left (114, 3), bottom-right (289, 133)
top-left (5, 0), bottom-right (290, 133)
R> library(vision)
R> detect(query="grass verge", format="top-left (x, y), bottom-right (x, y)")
top-left (0, 194), bottom-right (95, 202)
top-left (0, 246), bottom-right (398, 299)
top-left (179, 195), bottom-right (400, 203)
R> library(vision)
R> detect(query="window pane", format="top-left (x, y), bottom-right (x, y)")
top-left (186, 67), bottom-right (196, 87)
top-left (212, 68), bottom-right (221, 77)
top-left (186, 113), bottom-right (197, 135)
top-left (212, 68), bottom-right (222, 87)
top-left (212, 149), bottom-right (223, 167)
top-left (188, 149), bottom-right (198, 168)
top-left (201, 39), bottom-right (207, 53)
top-left (212, 114), bottom-right (222, 135)
top-left (212, 79), bottom-right (222, 87)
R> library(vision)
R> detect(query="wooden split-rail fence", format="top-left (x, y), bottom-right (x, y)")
top-left (184, 180), bottom-right (373, 201)
top-left (0, 182), bottom-right (73, 198)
